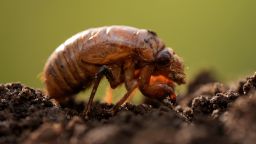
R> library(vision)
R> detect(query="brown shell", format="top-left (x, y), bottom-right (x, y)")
top-left (43, 26), bottom-right (165, 100)
top-left (59, 26), bottom-right (164, 64)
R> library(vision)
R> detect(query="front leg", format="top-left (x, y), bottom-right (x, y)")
top-left (112, 60), bottom-right (138, 113)
top-left (138, 65), bottom-right (175, 100)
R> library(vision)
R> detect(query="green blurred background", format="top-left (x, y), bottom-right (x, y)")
top-left (0, 1), bottom-right (255, 96)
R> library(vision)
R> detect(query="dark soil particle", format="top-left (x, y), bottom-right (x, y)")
top-left (0, 72), bottom-right (256, 144)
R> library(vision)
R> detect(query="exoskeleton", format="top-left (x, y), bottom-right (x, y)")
top-left (42, 25), bottom-right (185, 115)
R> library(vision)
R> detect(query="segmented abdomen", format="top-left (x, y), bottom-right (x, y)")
top-left (43, 38), bottom-right (88, 100)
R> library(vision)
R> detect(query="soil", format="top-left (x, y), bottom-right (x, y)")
top-left (0, 71), bottom-right (255, 144)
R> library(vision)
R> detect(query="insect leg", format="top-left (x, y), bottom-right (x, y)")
top-left (111, 61), bottom-right (138, 113)
top-left (102, 65), bottom-right (124, 105)
top-left (138, 65), bottom-right (175, 100)
top-left (112, 84), bottom-right (137, 113)
top-left (103, 86), bottom-right (113, 104)
top-left (83, 65), bottom-right (112, 117)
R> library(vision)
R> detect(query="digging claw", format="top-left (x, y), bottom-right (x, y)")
top-left (108, 107), bottom-right (119, 116)
top-left (162, 97), bottom-right (176, 109)
top-left (82, 109), bottom-right (90, 120)
top-left (84, 115), bottom-right (89, 120)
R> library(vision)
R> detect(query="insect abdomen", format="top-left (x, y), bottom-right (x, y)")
top-left (43, 41), bottom-right (87, 101)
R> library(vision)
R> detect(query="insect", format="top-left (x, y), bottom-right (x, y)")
top-left (42, 25), bottom-right (185, 115)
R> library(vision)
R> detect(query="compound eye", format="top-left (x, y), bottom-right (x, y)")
top-left (156, 50), bottom-right (171, 66)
